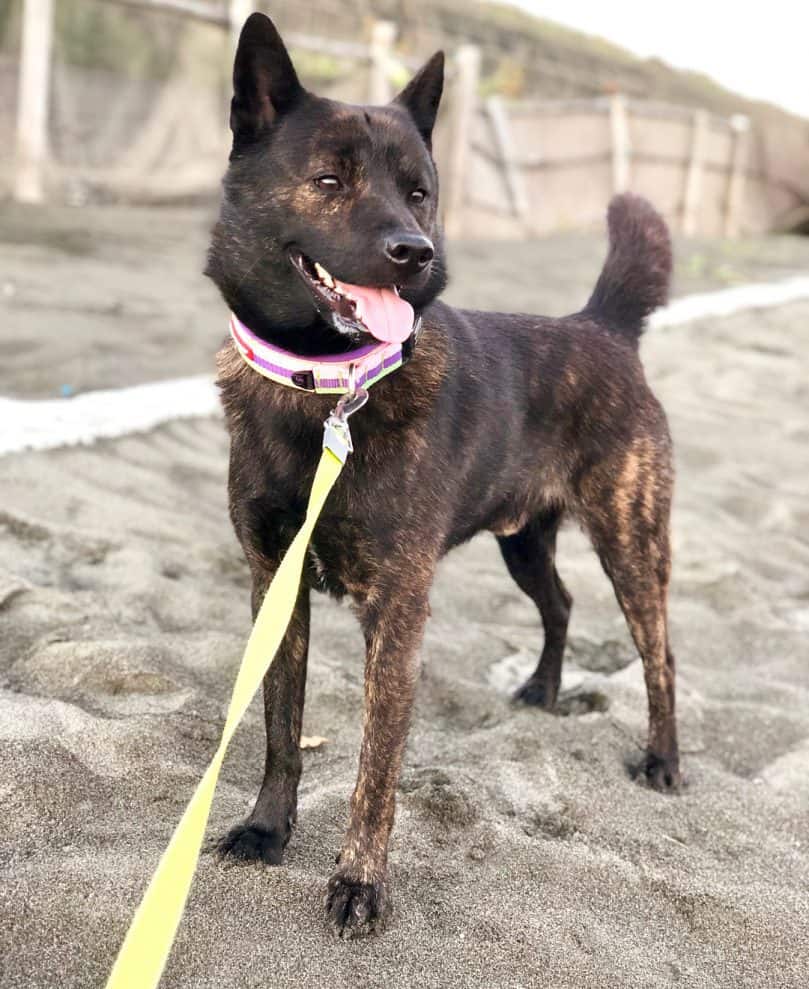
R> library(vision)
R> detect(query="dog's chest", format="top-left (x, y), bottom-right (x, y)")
top-left (305, 516), bottom-right (381, 601)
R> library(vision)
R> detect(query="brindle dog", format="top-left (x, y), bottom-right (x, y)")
top-left (208, 13), bottom-right (679, 937)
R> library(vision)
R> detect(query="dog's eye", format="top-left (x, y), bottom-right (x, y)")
top-left (314, 174), bottom-right (342, 191)
top-left (410, 188), bottom-right (427, 204)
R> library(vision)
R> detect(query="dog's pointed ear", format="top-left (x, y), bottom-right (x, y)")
top-left (393, 51), bottom-right (444, 147)
top-left (231, 12), bottom-right (303, 142)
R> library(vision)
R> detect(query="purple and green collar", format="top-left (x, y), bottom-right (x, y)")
top-left (229, 312), bottom-right (420, 394)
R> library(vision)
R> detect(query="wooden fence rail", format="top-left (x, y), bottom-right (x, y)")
top-left (9, 0), bottom-right (790, 238)
top-left (454, 89), bottom-right (759, 239)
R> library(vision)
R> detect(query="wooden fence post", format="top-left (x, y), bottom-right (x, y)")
top-left (724, 114), bottom-right (749, 238)
top-left (444, 44), bottom-right (480, 239)
top-left (485, 96), bottom-right (529, 222)
top-left (368, 20), bottom-right (396, 104)
top-left (609, 92), bottom-right (629, 194)
top-left (682, 108), bottom-right (708, 236)
top-left (14, 0), bottom-right (53, 204)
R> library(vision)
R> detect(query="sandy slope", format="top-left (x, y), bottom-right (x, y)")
top-left (1, 207), bottom-right (808, 989)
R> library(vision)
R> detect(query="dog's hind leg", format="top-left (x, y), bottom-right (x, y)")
top-left (215, 574), bottom-right (310, 865)
top-left (498, 508), bottom-right (572, 710)
top-left (578, 435), bottom-right (681, 791)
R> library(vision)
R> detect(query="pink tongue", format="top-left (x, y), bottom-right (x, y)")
top-left (334, 281), bottom-right (414, 343)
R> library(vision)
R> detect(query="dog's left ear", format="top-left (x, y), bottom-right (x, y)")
top-left (393, 52), bottom-right (444, 147)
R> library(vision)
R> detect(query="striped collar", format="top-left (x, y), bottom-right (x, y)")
top-left (229, 312), bottom-right (420, 394)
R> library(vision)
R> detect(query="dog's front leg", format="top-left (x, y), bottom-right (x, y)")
top-left (215, 572), bottom-right (310, 865)
top-left (326, 583), bottom-right (431, 938)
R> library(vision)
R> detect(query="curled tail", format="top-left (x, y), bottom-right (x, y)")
top-left (585, 193), bottom-right (672, 342)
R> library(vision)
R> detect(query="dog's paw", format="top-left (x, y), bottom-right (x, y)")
top-left (633, 751), bottom-right (683, 793)
top-left (513, 677), bottom-right (557, 710)
top-left (212, 821), bottom-right (287, 866)
top-left (325, 873), bottom-right (388, 938)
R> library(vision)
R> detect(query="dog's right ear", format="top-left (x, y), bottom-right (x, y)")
top-left (230, 12), bottom-right (303, 143)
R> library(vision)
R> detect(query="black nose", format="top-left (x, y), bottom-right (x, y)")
top-left (384, 233), bottom-right (434, 275)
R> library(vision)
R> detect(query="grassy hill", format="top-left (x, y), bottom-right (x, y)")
top-left (390, 0), bottom-right (806, 132)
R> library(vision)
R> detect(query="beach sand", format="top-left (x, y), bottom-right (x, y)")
top-left (1, 206), bottom-right (808, 988)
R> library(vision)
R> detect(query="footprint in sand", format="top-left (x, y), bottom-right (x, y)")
top-left (487, 648), bottom-right (611, 715)
top-left (9, 639), bottom-right (187, 713)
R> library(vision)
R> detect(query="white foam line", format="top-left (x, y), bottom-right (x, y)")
top-left (649, 274), bottom-right (809, 329)
top-left (0, 375), bottom-right (220, 456)
top-left (2, 275), bottom-right (809, 457)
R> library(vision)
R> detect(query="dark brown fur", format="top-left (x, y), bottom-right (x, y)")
top-left (209, 14), bottom-right (679, 937)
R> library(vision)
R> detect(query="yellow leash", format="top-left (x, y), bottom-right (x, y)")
top-left (104, 391), bottom-right (365, 989)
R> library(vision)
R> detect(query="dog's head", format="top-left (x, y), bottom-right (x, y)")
top-left (206, 12), bottom-right (447, 352)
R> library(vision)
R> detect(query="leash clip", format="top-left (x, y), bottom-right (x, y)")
top-left (323, 365), bottom-right (368, 464)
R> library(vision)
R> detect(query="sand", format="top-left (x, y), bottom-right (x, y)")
top-left (1, 205), bottom-right (808, 989)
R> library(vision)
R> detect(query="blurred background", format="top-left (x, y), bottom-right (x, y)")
top-left (3, 7), bottom-right (809, 988)
top-left (2, 0), bottom-right (809, 237)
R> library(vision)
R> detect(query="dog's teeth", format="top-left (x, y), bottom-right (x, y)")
top-left (314, 262), bottom-right (334, 288)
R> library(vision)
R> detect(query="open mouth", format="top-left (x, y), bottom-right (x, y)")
top-left (289, 250), bottom-right (415, 344)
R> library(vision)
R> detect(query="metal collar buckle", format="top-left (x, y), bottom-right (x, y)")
top-left (322, 363), bottom-right (368, 464)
